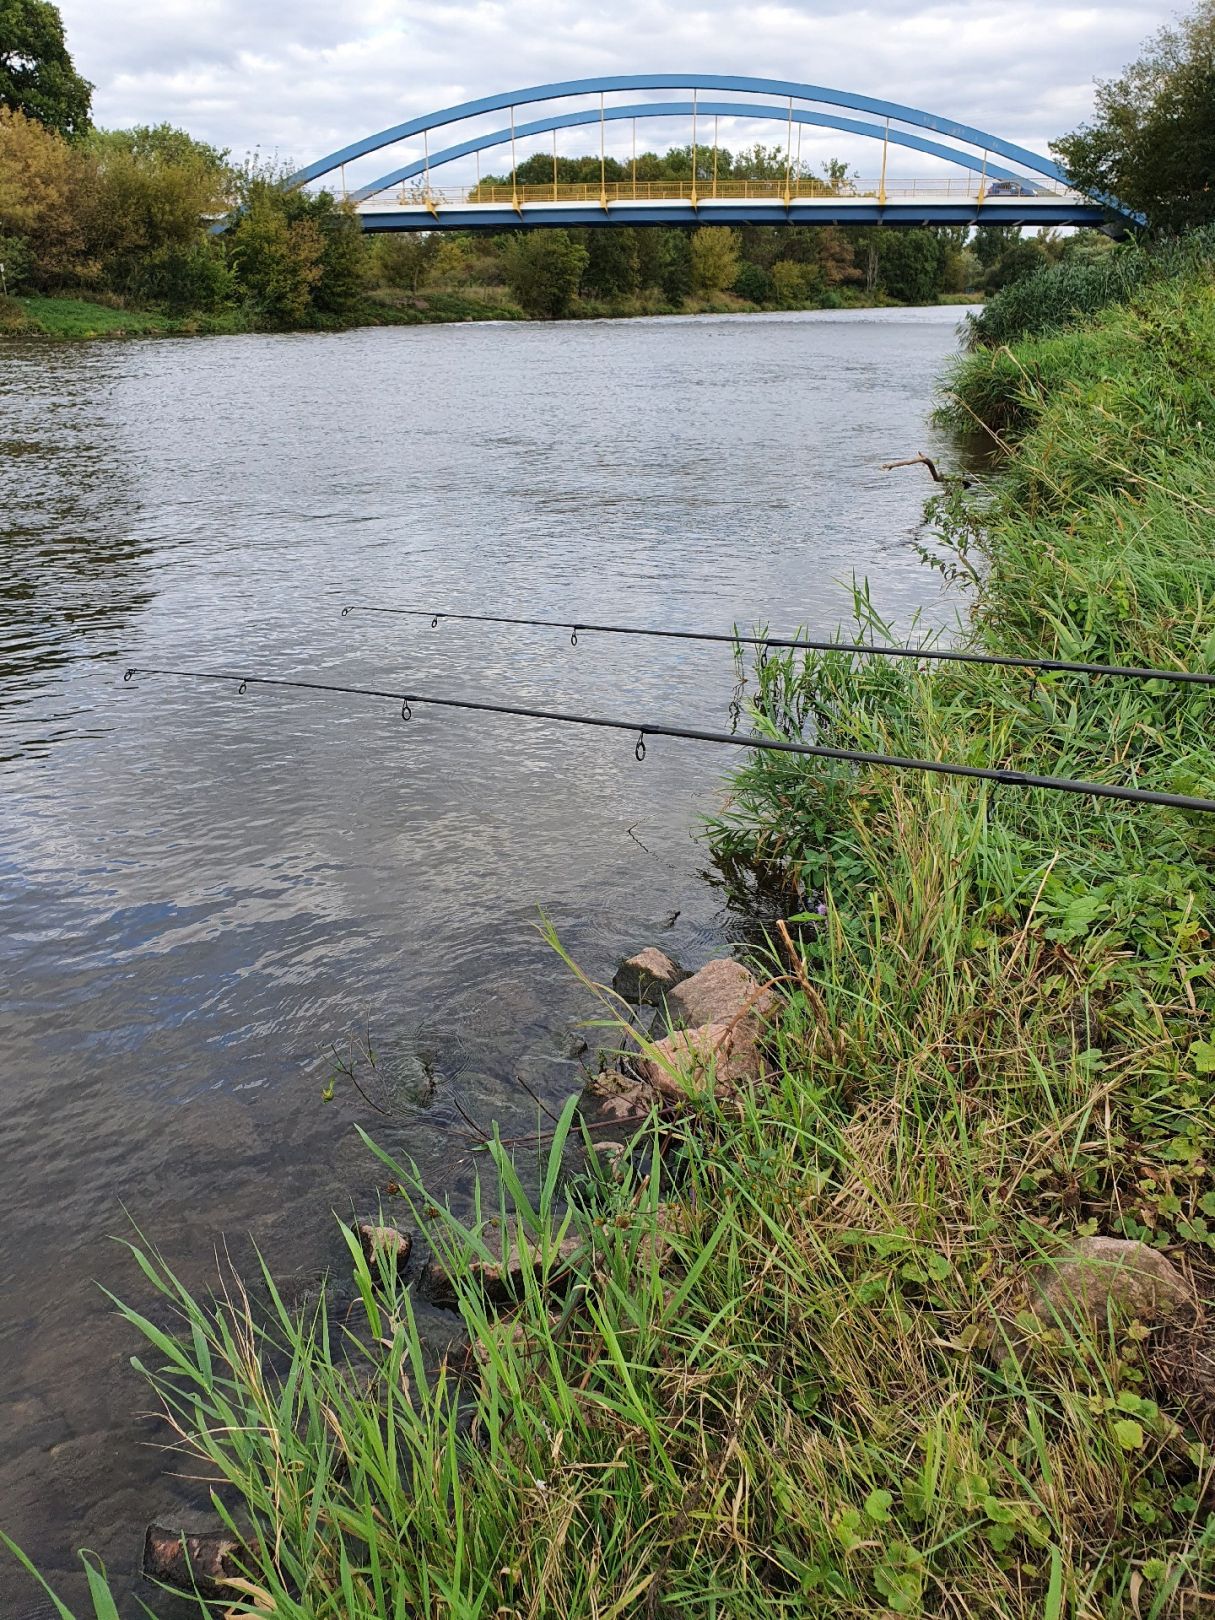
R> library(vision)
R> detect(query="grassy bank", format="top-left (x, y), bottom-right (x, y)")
top-left (7, 266), bottom-right (1214, 1620)
top-left (1, 283), bottom-right (966, 340)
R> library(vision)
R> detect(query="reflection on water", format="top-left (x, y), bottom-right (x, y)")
top-left (0, 305), bottom-right (972, 1612)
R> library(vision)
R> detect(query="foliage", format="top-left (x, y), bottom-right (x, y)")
top-left (373, 231), bottom-right (438, 293)
top-left (84, 124), bottom-right (231, 298)
top-left (1053, 0), bottom-right (1215, 233)
top-left (872, 228), bottom-right (946, 303)
top-left (656, 228), bottom-right (693, 301)
top-left (960, 228), bottom-right (1215, 350)
top-left (771, 257), bottom-right (825, 306)
top-left (732, 259), bottom-right (773, 303)
top-left (0, 0), bottom-right (91, 138)
top-left (579, 226), bottom-right (640, 299)
top-left (0, 105), bottom-right (91, 286)
top-left (503, 229), bottom-right (588, 318)
top-left (226, 188), bottom-right (323, 326)
top-left (689, 225), bottom-right (741, 292)
top-left (971, 223), bottom-right (1020, 268)
top-left (0, 227), bottom-right (31, 290)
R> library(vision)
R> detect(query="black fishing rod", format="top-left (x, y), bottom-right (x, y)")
top-left (339, 605), bottom-right (1215, 689)
top-left (121, 666), bottom-right (1215, 815)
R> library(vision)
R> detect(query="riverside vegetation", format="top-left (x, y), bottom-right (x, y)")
top-left (7, 209), bottom-right (1215, 1620)
top-left (0, 103), bottom-right (1012, 338)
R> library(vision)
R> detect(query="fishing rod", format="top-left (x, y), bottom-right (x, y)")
top-left (338, 605), bottom-right (1215, 690)
top-left (121, 666), bottom-right (1215, 816)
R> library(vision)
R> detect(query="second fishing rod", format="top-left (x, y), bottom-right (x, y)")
top-left (338, 604), bottom-right (1215, 690)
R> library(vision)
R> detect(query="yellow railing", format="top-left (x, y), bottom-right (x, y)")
top-left (373, 175), bottom-right (1072, 209)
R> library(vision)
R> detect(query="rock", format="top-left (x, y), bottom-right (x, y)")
top-left (639, 1019), bottom-right (765, 1098)
top-left (358, 1222), bottom-right (413, 1275)
top-left (142, 1523), bottom-right (253, 1598)
top-left (586, 1069), bottom-right (656, 1123)
top-left (613, 947), bottom-right (684, 1005)
top-left (667, 958), bottom-right (774, 1030)
top-left (424, 1229), bottom-right (584, 1308)
top-left (1033, 1238), bottom-right (1194, 1328)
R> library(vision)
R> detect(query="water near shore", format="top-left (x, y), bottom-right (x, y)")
top-left (0, 304), bottom-right (970, 1610)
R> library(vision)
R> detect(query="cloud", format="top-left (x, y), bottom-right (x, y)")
top-left (58, 0), bottom-right (1173, 188)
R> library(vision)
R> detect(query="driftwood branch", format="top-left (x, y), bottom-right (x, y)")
top-left (880, 451), bottom-right (972, 489)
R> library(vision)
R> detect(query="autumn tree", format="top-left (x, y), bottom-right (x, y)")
top-left (0, 105), bottom-right (91, 286)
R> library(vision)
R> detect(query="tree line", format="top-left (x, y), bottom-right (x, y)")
top-left (0, 97), bottom-right (1102, 327)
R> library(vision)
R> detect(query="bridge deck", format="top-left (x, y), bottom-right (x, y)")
top-left (354, 179), bottom-right (1106, 232)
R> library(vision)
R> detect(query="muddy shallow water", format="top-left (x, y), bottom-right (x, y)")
top-left (0, 304), bottom-right (972, 1611)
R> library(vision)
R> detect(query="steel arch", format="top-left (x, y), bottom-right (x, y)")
top-left (286, 73), bottom-right (1070, 193)
top-left (350, 100), bottom-right (1036, 202)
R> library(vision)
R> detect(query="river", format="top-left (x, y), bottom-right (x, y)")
top-left (0, 304), bottom-right (971, 1612)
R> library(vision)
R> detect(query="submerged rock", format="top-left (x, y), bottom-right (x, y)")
top-left (358, 1222), bottom-right (413, 1275)
top-left (424, 1229), bottom-right (584, 1308)
top-left (585, 1069), bottom-right (656, 1123)
top-left (613, 947), bottom-right (684, 1005)
top-left (143, 1524), bottom-right (252, 1598)
top-left (1033, 1237), bottom-right (1193, 1327)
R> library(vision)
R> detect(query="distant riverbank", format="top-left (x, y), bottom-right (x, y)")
top-left (1, 286), bottom-right (981, 340)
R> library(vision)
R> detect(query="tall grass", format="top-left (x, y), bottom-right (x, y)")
top-left (966, 228), bottom-right (1215, 350)
top-left (6, 266), bottom-right (1215, 1620)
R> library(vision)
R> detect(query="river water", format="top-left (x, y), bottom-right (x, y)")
top-left (0, 304), bottom-right (971, 1611)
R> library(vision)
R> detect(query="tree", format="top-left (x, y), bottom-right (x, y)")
top-left (0, 0), bottom-right (91, 137)
top-left (971, 224), bottom-right (1020, 267)
top-left (374, 233), bottom-right (438, 293)
top-left (690, 226), bottom-right (741, 292)
top-left (503, 229), bottom-right (587, 318)
top-left (580, 227), bottom-right (640, 299)
top-left (982, 237), bottom-right (1050, 291)
top-left (732, 261), bottom-right (772, 304)
top-left (871, 229), bottom-right (946, 303)
top-left (656, 230), bottom-right (692, 301)
top-left (226, 186), bottom-right (324, 326)
top-left (0, 105), bottom-right (91, 285)
top-left (1053, 0), bottom-right (1215, 232)
top-left (771, 258), bottom-right (825, 305)
top-left (84, 124), bottom-right (231, 296)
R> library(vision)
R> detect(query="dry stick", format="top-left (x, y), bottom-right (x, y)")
top-left (879, 450), bottom-right (970, 487)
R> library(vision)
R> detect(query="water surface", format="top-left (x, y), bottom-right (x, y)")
top-left (0, 305), bottom-right (971, 1611)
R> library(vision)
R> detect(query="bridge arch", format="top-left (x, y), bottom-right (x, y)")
top-left (347, 102), bottom-right (1038, 202)
top-left (286, 73), bottom-right (1071, 199)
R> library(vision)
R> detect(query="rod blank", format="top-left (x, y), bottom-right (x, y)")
top-left (339, 604), bottom-right (1215, 689)
top-left (121, 665), bottom-right (1215, 815)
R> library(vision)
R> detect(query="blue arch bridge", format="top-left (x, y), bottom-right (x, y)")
top-left (285, 74), bottom-right (1127, 233)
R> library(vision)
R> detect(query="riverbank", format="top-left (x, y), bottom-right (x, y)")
top-left (1, 284), bottom-right (978, 340)
top-left (9, 273), bottom-right (1215, 1616)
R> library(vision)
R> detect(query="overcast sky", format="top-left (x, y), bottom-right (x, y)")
top-left (57, 0), bottom-right (1179, 190)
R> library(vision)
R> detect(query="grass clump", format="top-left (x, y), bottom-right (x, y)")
top-left (965, 227), bottom-right (1215, 351)
top-left (6, 263), bottom-right (1215, 1620)
top-left (6, 294), bottom-right (177, 337)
